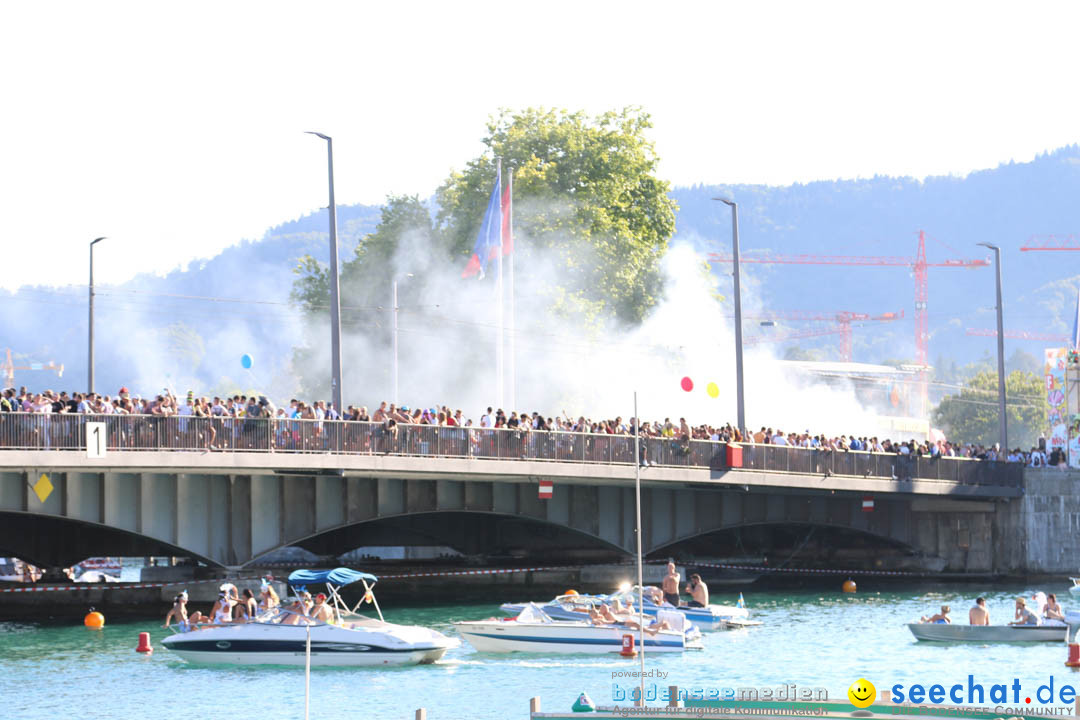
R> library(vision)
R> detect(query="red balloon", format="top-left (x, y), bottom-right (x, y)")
top-left (680, 376), bottom-right (694, 392)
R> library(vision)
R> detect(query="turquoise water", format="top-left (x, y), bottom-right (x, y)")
top-left (4, 585), bottom-right (1079, 719)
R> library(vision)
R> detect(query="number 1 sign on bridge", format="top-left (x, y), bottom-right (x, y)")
top-left (86, 422), bottom-right (106, 459)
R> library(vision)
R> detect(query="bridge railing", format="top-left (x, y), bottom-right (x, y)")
top-left (0, 414), bottom-right (1021, 486)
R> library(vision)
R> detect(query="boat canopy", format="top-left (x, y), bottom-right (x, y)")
top-left (287, 568), bottom-right (378, 587)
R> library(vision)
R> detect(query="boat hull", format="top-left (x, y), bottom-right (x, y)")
top-left (907, 623), bottom-right (1066, 643)
top-left (162, 622), bottom-right (455, 666)
top-left (499, 600), bottom-right (747, 632)
top-left (454, 620), bottom-right (692, 654)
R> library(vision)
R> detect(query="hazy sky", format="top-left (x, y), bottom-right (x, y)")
top-left (3, 0), bottom-right (1079, 290)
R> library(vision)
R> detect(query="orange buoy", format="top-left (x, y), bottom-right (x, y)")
top-left (1066, 642), bottom-right (1080, 667)
top-left (84, 610), bottom-right (105, 629)
top-left (842, 579), bottom-right (857, 594)
top-left (135, 631), bottom-right (153, 654)
top-left (620, 633), bottom-right (637, 657)
top-left (564, 589), bottom-right (579, 596)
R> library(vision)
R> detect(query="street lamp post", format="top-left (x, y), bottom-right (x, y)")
top-left (306, 132), bottom-right (344, 413)
top-left (714, 198), bottom-right (746, 433)
top-left (88, 236), bottom-right (106, 394)
top-left (391, 273), bottom-right (414, 405)
top-left (977, 242), bottom-right (1008, 452)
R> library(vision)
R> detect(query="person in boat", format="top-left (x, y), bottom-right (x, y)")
top-left (258, 579), bottom-right (280, 612)
top-left (241, 588), bottom-right (259, 618)
top-left (662, 562), bottom-right (681, 607)
top-left (163, 591), bottom-right (205, 630)
top-left (1045, 594), bottom-right (1065, 622)
top-left (281, 591), bottom-right (313, 625)
top-left (684, 574), bottom-right (709, 608)
top-left (642, 586), bottom-right (667, 605)
top-left (969, 597), bottom-right (990, 626)
top-left (920, 605), bottom-right (951, 624)
top-left (591, 604), bottom-right (672, 636)
top-left (1010, 598), bottom-right (1040, 626)
top-left (210, 591), bottom-right (234, 624)
top-left (310, 593), bottom-right (336, 623)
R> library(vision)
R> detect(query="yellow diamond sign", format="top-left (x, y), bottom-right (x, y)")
top-left (32, 473), bottom-right (53, 503)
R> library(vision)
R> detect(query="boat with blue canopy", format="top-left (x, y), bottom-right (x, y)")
top-left (162, 567), bottom-right (457, 666)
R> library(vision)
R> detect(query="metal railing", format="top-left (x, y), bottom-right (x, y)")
top-left (0, 413), bottom-right (1023, 487)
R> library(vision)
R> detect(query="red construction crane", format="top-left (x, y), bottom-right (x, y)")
top-left (741, 310), bottom-right (904, 362)
top-left (1020, 235), bottom-right (1080, 251)
top-left (709, 230), bottom-right (989, 413)
top-left (965, 328), bottom-right (1070, 343)
top-left (2, 349), bottom-right (64, 389)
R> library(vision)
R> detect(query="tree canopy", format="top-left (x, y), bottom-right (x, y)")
top-left (931, 369), bottom-right (1048, 449)
top-left (436, 107), bottom-right (677, 324)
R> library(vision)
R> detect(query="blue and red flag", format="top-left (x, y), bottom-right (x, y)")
top-left (462, 168), bottom-right (502, 279)
top-left (462, 168), bottom-right (513, 279)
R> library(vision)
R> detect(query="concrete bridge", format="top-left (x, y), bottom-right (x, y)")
top-left (0, 441), bottom-right (1047, 575)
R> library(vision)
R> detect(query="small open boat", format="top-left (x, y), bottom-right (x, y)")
top-left (907, 622), bottom-right (1067, 643)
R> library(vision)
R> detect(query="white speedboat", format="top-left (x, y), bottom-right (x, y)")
top-left (162, 568), bottom-right (457, 666)
top-left (1069, 577), bottom-right (1080, 595)
top-left (500, 587), bottom-right (757, 632)
top-left (907, 623), bottom-right (1067, 643)
top-left (455, 603), bottom-right (702, 654)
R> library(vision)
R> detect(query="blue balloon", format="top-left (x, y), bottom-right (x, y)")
top-left (241, 354), bottom-right (253, 369)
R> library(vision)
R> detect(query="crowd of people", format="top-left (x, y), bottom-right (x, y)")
top-left (162, 577), bottom-right (341, 630)
top-left (0, 384), bottom-right (1067, 467)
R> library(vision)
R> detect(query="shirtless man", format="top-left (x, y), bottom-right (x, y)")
top-left (684, 574), bottom-right (709, 608)
top-left (969, 597), bottom-right (990, 626)
top-left (662, 562), bottom-right (681, 607)
top-left (310, 593), bottom-right (336, 623)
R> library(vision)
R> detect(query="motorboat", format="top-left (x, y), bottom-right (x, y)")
top-left (72, 557), bottom-right (123, 583)
top-left (162, 568), bottom-right (458, 666)
top-left (500, 587), bottom-right (758, 632)
top-left (455, 603), bottom-right (703, 654)
top-left (907, 622), bottom-right (1067, 643)
top-left (1069, 577), bottom-right (1080, 595)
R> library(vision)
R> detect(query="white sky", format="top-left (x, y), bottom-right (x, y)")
top-left (3, 0), bottom-right (1079, 290)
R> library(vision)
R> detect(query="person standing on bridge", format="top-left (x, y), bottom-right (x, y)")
top-left (662, 562), bottom-right (681, 607)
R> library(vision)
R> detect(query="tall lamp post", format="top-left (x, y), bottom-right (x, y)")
top-left (977, 242), bottom-right (1008, 452)
top-left (88, 236), bottom-right (106, 394)
top-left (306, 132), bottom-right (344, 413)
top-left (714, 198), bottom-right (746, 433)
top-left (391, 273), bottom-right (414, 405)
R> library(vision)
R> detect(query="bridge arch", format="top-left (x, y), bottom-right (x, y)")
top-left (245, 510), bottom-right (631, 568)
top-left (648, 520), bottom-right (922, 568)
top-left (0, 510), bottom-right (218, 569)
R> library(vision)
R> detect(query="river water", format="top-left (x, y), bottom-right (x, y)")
top-left (3, 585), bottom-right (1077, 719)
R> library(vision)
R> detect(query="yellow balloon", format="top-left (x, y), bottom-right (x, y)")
top-left (706, 382), bottom-right (719, 399)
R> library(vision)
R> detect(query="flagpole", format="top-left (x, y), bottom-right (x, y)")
top-left (507, 169), bottom-right (516, 410)
top-left (495, 158), bottom-right (505, 411)
top-left (634, 391), bottom-right (645, 706)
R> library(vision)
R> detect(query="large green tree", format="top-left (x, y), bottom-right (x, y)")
top-left (932, 369), bottom-right (1049, 449)
top-left (436, 107), bottom-right (677, 323)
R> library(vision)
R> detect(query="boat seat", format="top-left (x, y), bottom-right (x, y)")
top-left (656, 610), bottom-right (686, 632)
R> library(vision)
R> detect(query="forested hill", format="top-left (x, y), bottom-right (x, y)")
top-left (3, 146), bottom-right (1079, 397)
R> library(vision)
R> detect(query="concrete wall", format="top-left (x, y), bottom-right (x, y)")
top-left (1008, 468), bottom-right (1080, 574)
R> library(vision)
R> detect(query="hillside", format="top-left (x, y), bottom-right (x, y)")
top-left (2, 147), bottom-right (1078, 399)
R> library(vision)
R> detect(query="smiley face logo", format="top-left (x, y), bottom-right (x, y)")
top-left (848, 678), bottom-right (876, 709)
